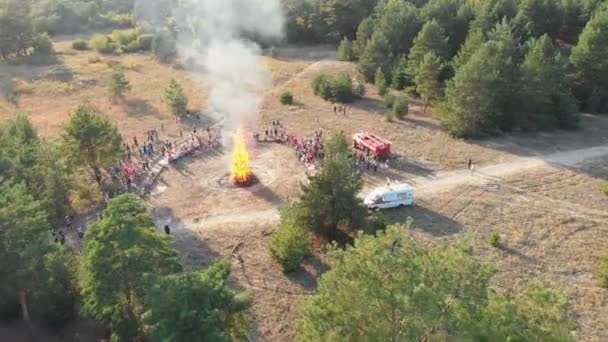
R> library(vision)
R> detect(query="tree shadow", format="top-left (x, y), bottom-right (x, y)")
top-left (385, 204), bottom-right (463, 237)
top-left (498, 244), bottom-right (540, 265)
top-left (395, 116), bottom-right (442, 131)
top-left (153, 206), bottom-right (220, 270)
top-left (285, 254), bottom-right (329, 291)
top-left (250, 183), bottom-right (283, 205)
top-left (124, 98), bottom-right (163, 119)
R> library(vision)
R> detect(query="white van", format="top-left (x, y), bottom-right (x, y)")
top-left (363, 183), bottom-right (415, 209)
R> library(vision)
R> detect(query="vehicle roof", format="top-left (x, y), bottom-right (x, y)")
top-left (367, 183), bottom-right (415, 197)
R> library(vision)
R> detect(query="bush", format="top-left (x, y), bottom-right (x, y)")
top-left (123, 40), bottom-right (141, 53)
top-left (385, 111), bottom-right (395, 122)
top-left (375, 68), bottom-right (388, 96)
top-left (369, 210), bottom-right (387, 233)
top-left (270, 205), bottom-right (310, 272)
top-left (90, 34), bottom-right (115, 54)
top-left (111, 29), bottom-right (139, 47)
top-left (384, 93), bottom-right (396, 109)
top-left (392, 96), bottom-right (409, 119)
top-left (338, 37), bottom-right (354, 61)
top-left (597, 249), bottom-right (608, 288)
top-left (489, 231), bottom-right (501, 247)
top-left (311, 72), bottom-right (360, 103)
top-left (72, 39), bottom-right (89, 50)
top-left (279, 90), bottom-right (294, 105)
top-left (32, 32), bottom-right (54, 56)
top-left (137, 34), bottom-right (154, 51)
top-left (601, 182), bottom-right (608, 196)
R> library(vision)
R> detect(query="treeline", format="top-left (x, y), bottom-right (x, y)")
top-left (285, 0), bottom-right (608, 137)
top-left (0, 106), bottom-right (248, 340)
top-left (0, 0), bottom-right (133, 60)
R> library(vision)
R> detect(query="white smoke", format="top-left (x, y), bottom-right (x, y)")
top-left (135, 0), bottom-right (285, 130)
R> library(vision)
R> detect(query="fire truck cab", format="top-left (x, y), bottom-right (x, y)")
top-left (353, 132), bottom-right (391, 157)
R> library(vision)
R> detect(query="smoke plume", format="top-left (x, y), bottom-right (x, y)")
top-left (135, 0), bottom-right (285, 130)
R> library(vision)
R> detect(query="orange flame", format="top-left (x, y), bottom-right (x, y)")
top-left (231, 129), bottom-right (253, 184)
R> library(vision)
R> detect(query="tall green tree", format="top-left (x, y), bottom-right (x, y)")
top-left (406, 19), bottom-right (449, 81)
top-left (270, 203), bottom-right (310, 272)
top-left (358, 31), bottom-right (392, 81)
top-left (376, 0), bottom-right (421, 56)
top-left (423, 0), bottom-right (475, 55)
top-left (109, 68), bottom-right (131, 100)
top-left (443, 20), bottom-right (520, 137)
top-left (80, 194), bottom-right (181, 341)
top-left (143, 258), bottom-right (251, 342)
top-left (165, 79), bottom-right (189, 118)
top-left (451, 28), bottom-right (485, 72)
top-left (297, 225), bottom-right (573, 341)
top-left (0, 0), bottom-right (33, 60)
top-left (520, 35), bottom-right (579, 128)
top-left (298, 132), bottom-right (367, 243)
top-left (513, 0), bottom-right (563, 38)
top-left (353, 16), bottom-right (375, 57)
top-left (63, 104), bottom-right (123, 185)
top-left (570, 6), bottom-right (608, 112)
top-left (415, 52), bottom-right (444, 113)
top-left (0, 181), bottom-right (51, 333)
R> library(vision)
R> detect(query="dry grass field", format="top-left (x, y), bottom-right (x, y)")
top-left (2, 37), bottom-right (608, 341)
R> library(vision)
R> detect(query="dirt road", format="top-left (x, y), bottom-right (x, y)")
top-left (185, 143), bottom-right (608, 228)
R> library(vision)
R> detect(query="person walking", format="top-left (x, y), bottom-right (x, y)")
top-left (164, 224), bottom-right (171, 235)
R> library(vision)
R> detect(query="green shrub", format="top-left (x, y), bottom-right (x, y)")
top-left (375, 68), bottom-right (388, 96)
top-left (279, 90), bottom-right (294, 105)
top-left (338, 37), bottom-right (354, 61)
top-left (602, 182), bottom-right (608, 196)
top-left (392, 96), bottom-right (409, 119)
top-left (123, 40), bottom-right (141, 53)
top-left (597, 249), bottom-right (608, 288)
top-left (72, 39), bottom-right (89, 50)
top-left (137, 34), bottom-right (154, 51)
top-left (489, 231), bottom-right (501, 248)
top-left (384, 93), bottom-right (396, 109)
top-left (270, 206), bottom-right (310, 272)
top-left (385, 111), bottom-right (395, 122)
top-left (32, 32), bottom-right (54, 56)
top-left (90, 34), bottom-right (115, 54)
top-left (111, 29), bottom-right (139, 47)
top-left (311, 72), bottom-right (359, 103)
top-left (369, 210), bottom-right (387, 233)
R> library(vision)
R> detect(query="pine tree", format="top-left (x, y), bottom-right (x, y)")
top-left (391, 57), bottom-right (409, 90)
top-left (298, 132), bottom-right (367, 244)
top-left (80, 194), bottom-right (181, 341)
top-left (375, 67), bottom-right (388, 96)
top-left (63, 103), bottom-right (123, 185)
top-left (338, 37), bottom-right (354, 61)
top-left (109, 68), bottom-right (131, 100)
top-left (358, 31), bottom-right (392, 81)
top-left (353, 17), bottom-right (375, 57)
top-left (570, 6), bottom-right (608, 111)
top-left (376, 0), bottom-right (421, 55)
top-left (443, 21), bottom-right (520, 137)
top-left (415, 52), bottom-right (443, 113)
top-left (451, 28), bottom-right (485, 72)
top-left (406, 20), bottom-right (449, 82)
top-left (165, 79), bottom-right (189, 118)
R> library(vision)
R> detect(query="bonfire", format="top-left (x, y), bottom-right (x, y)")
top-left (231, 128), bottom-right (253, 185)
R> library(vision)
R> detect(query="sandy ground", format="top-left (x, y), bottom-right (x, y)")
top-left (2, 39), bottom-right (608, 341)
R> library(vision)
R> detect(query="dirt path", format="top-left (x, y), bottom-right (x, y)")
top-left (185, 143), bottom-right (608, 228)
top-left (386, 144), bottom-right (608, 196)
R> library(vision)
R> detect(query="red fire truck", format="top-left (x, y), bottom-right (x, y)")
top-left (353, 132), bottom-right (391, 157)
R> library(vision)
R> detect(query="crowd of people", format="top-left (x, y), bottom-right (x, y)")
top-left (168, 127), bottom-right (223, 163)
top-left (256, 120), bottom-right (326, 167)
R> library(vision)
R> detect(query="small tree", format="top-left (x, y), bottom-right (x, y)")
top-left (597, 249), bottom-right (608, 288)
top-left (333, 72), bottom-right (356, 103)
top-left (63, 103), bottom-right (123, 185)
top-left (279, 90), bottom-right (294, 105)
top-left (143, 258), bottom-right (251, 341)
top-left (165, 79), bottom-right (188, 118)
top-left (32, 32), bottom-right (54, 56)
top-left (338, 37), bottom-right (354, 61)
top-left (384, 93), bottom-right (396, 109)
top-left (602, 182), bottom-right (608, 196)
top-left (489, 231), bottom-right (501, 247)
top-left (80, 194), bottom-right (181, 341)
top-left (90, 34), bottom-right (115, 54)
top-left (392, 96), bottom-right (409, 119)
top-left (415, 52), bottom-right (443, 113)
top-left (375, 67), bottom-right (388, 96)
top-left (71, 39), bottom-right (88, 50)
top-left (109, 68), bottom-right (131, 100)
top-left (298, 132), bottom-right (367, 243)
top-left (270, 204), bottom-right (310, 272)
